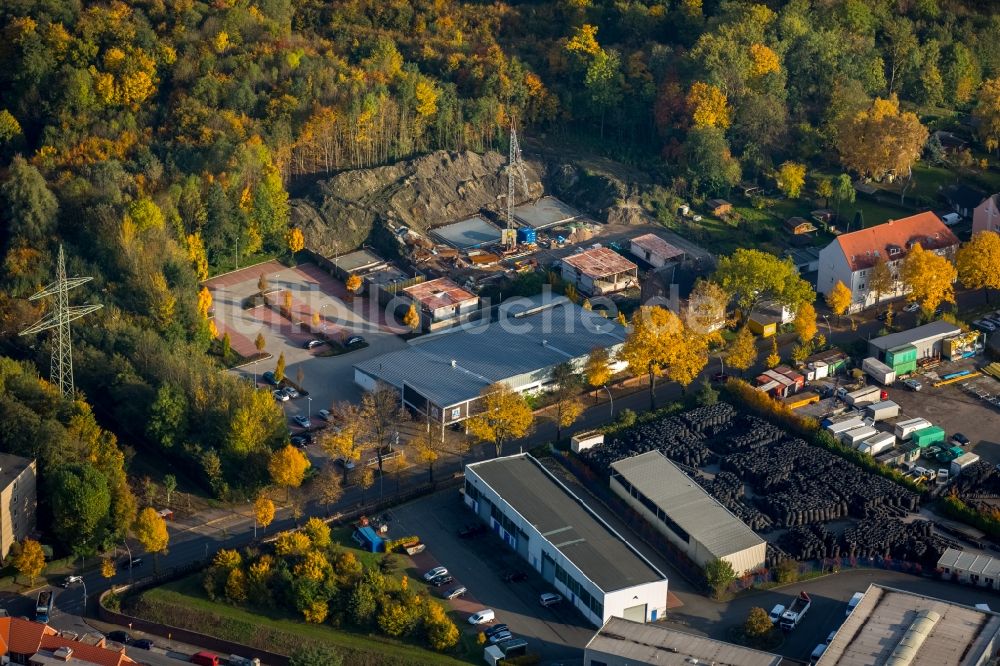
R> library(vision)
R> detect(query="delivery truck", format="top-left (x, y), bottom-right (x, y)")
top-left (895, 418), bottom-right (931, 441)
top-left (780, 592), bottom-right (812, 631)
top-left (862, 357), bottom-right (896, 385)
top-left (866, 400), bottom-right (900, 421)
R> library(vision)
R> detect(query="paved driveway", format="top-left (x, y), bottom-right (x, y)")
top-left (391, 491), bottom-right (596, 663)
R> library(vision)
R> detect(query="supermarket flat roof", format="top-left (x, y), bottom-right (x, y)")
top-left (512, 196), bottom-right (582, 229)
top-left (869, 321), bottom-right (962, 352)
top-left (562, 247), bottom-right (638, 279)
top-left (586, 617), bottom-right (781, 666)
top-left (818, 584), bottom-right (1000, 666)
top-left (611, 452), bottom-right (765, 559)
top-left (431, 216), bottom-right (502, 249)
top-left (467, 454), bottom-right (665, 593)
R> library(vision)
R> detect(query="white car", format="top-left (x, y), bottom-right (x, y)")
top-left (539, 592), bottom-right (563, 607)
top-left (468, 609), bottom-right (495, 625)
top-left (62, 575), bottom-right (83, 588)
top-left (768, 604), bottom-right (785, 624)
top-left (423, 566), bottom-right (448, 581)
top-left (317, 409), bottom-right (331, 421)
top-left (904, 302), bottom-right (920, 312)
top-left (273, 390), bottom-right (289, 402)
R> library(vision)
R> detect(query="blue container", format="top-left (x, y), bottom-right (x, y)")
top-left (517, 227), bottom-right (537, 244)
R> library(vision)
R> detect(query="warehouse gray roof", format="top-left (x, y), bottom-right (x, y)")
top-left (354, 298), bottom-right (626, 407)
top-left (869, 320), bottom-right (961, 352)
top-left (467, 454), bottom-right (665, 592)
top-left (586, 617), bottom-right (781, 666)
top-left (819, 584), bottom-right (1000, 666)
top-left (431, 216), bottom-right (502, 249)
top-left (938, 548), bottom-right (1000, 578)
top-left (611, 451), bottom-right (765, 559)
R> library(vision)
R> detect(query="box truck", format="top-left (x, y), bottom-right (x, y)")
top-left (845, 385), bottom-right (882, 407)
top-left (841, 426), bottom-right (878, 447)
top-left (858, 432), bottom-right (896, 456)
top-left (866, 400), bottom-right (900, 421)
top-left (895, 418), bottom-right (931, 441)
top-left (826, 416), bottom-right (866, 436)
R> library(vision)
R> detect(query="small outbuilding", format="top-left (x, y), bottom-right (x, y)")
top-left (707, 199), bottom-right (732, 216)
top-left (784, 217), bottom-right (817, 235)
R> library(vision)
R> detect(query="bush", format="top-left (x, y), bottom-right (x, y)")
top-left (704, 558), bottom-right (736, 598)
top-left (775, 559), bottom-right (799, 584)
top-left (384, 536), bottom-right (420, 552)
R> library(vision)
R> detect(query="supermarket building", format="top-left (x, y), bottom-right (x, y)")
top-left (464, 454), bottom-right (669, 627)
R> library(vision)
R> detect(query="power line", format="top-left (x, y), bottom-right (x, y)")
top-left (20, 245), bottom-right (102, 398)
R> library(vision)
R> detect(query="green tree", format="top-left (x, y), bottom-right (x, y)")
top-left (713, 249), bottom-right (814, 316)
top-left (816, 178), bottom-right (834, 207)
top-left (1, 156), bottom-right (58, 248)
top-left (585, 49), bottom-right (623, 138)
top-left (162, 474), bottom-right (177, 505)
top-left (290, 645), bottom-right (344, 666)
top-left (744, 606), bottom-right (773, 639)
top-left (147, 383), bottom-right (188, 450)
top-left (704, 558), bottom-right (736, 598)
top-left (833, 174), bottom-right (856, 223)
top-left (685, 127), bottom-right (741, 196)
top-left (49, 463), bottom-right (112, 554)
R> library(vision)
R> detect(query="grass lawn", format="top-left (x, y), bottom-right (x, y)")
top-left (134, 574), bottom-right (474, 665)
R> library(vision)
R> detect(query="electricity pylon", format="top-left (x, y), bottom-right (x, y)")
top-left (504, 119), bottom-right (530, 250)
top-left (20, 245), bottom-right (102, 398)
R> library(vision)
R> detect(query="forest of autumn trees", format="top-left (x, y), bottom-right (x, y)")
top-left (2, 0), bottom-right (1000, 533)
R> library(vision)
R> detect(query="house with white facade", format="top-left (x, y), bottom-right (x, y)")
top-left (973, 193), bottom-right (1000, 236)
top-left (817, 212), bottom-right (960, 312)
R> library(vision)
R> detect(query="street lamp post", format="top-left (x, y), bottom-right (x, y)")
top-left (123, 541), bottom-right (133, 584)
top-left (822, 314), bottom-right (832, 337)
top-left (307, 396), bottom-right (312, 419)
top-left (252, 359), bottom-right (259, 384)
top-left (81, 580), bottom-right (87, 612)
top-left (603, 385), bottom-right (614, 419)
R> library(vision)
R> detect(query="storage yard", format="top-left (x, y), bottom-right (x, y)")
top-left (580, 403), bottom-right (960, 568)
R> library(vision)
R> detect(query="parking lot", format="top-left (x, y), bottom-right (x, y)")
top-left (390, 490), bottom-right (596, 663)
top-left (205, 260), bottom-right (409, 428)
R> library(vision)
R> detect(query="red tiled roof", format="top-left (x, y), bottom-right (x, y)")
top-left (39, 634), bottom-right (136, 666)
top-left (562, 247), bottom-right (638, 278)
top-left (833, 211), bottom-right (959, 271)
top-left (0, 618), bottom-right (134, 666)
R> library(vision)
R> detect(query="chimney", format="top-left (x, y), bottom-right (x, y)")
top-left (54, 647), bottom-right (73, 661)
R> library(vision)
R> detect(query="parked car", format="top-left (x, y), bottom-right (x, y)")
top-left (107, 631), bottom-right (131, 644)
top-left (902, 378), bottom-right (923, 391)
top-left (318, 409), bottom-right (331, 421)
top-left (484, 624), bottom-right (509, 638)
top-left (502, 570), bottom-right (528, 583)
top-left (121, 557), bottom-right (143, 567)
top-left (430, 574), bottom-right (454, 587)
top-left (539, 592), bottom-right (562, 607)
top-left (443, 586), bottom-right (467, 600)
top-left (768, 604), bottom-right (786, 624)
top-left (423, 567), bottom-right (448, 581)
top-left (282, 386), bottom-right (300, 399)
top-left (290, 435), bottom-right (308, 447)
top-left (336, 457), bottom-right (355, 470)
top-left (261, 371), bottom-right (277, 386)
top-left (293, 415), bottom-right (311, 428)
top-left (903, 302), bottom-right (920, 312)
top-left (190, 652), bottom-right (220, 666)
top-left (974, 320), bottom-right (997, 332)
top-left (304, 339), bottom-right (324, 349)
top-left (345, 335), bottom-right (365, 346)
top-left (273, 389), bottom-right (289, 402)
top-left (951, 432), bottom-right (970, 445)
top-left (488, 630), bottom-right (513, 644)
top-left (458, 523), bottom-right (485, 538)
top-left (131, 639), bottom-right (154, 650)
top-left (62, 575), bottom-right (82, 587)
top-left (468, 609), bottom-right (495, 625)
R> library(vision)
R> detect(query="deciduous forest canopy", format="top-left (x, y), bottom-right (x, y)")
top-left (1, 0), bottom-right (999, 549)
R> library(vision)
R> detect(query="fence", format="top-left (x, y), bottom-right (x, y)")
top-left (725, 555), bottom-right (934, 595)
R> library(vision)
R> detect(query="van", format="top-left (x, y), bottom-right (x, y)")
top-left (809, 643), bottom-right (827, 665)
top-left (190, 653), bottom-right (220, 666)
top-left (468, 609), bottom-right (495, 625)
top-left (847, 591), bottom-right (865, 616)
top-left (940, 212), bottom-right (961, 226)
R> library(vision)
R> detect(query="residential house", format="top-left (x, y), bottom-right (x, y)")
top-left (628, 234), bottom-right (685, 269)
top-left (561, 247), bottom-right (638, 296)
top-left (0, 454), bottom-right (36, 560)
top-left (943, 183), bottom-right (987, 219)
top-left (817, 211), bottom-right (960, 312)
top-left (706, 199), bottom-right (732, 216)
top-left (400, 277), bottom-right (480, 332)
top-left (0, 617), bottom-right (135, 666)
top-left (973, 193), bottom-right (1000, 235)
top-left (784, 217), bottom-right (816, 235)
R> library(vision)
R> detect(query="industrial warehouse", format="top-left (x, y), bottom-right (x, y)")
top-left (354, 297), bottom-right (626, 434)
top-left (609, 451), bottom-right (767, 575)
top-left (463, 454), bottom-right (670, 627)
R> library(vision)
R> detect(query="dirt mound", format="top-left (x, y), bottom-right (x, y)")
top-left (548, 162), bottom-right (643, 225)
top-left (292, 150), bottom-right (544, 256)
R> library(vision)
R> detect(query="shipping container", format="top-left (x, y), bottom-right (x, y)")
top-left (894, 418), bottom-right (932, 441)
top-left (911, 426), bottom-right (946, 447)
top-left (810, 361), bottom-right (830, 380)
top-left (826, 416), bottom-right (866, 435)
top-left (862, 357), bottom-right (896, 385)
top-left (886, 344), bottom-right (918, 375)
top-left (951, 452), bottom-right (981, 476)
top-left (858, 432), bottom-right (896, 456)
top-left (845, 385), bottom-right (882, 407)
top-left (865, 400), bottom-right (901, 421)
top-left (841, 426), bottom-right (879, 447)
top-left (784, 391), bottom-right (820, 410)
top-left (516, 227), bottom-right (537, 244)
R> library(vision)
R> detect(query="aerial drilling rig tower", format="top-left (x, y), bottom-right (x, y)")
top-left (503, 119), bottom-right (530, 251)
top-left (20, 245), bottom-right (103, 398)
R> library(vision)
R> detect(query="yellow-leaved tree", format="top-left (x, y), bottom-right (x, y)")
top-left (794, 301), bottom-right (818, 344)
top-left (197, 286), bottom-right (212, 320)
top-left (286, 227), bottom-right (305, 254)
top-left (957, 231), bottom-right (1000, 300)
top-left (269, 444), bottom-right (311, 500)
top-left (900, 243), bottom-right (957, 316)
top-left (766, 337), bottom-right (781, 369)
top-left (345, 274), bottom-right (362, 294)
top-left (687, 81), bottom-right (730, 129)
top-left (837, 95), bottom-right (928, 181)
top-left (12, 538), bottom-right (45, 585)
top-left (776, 162), bottom-right (806, 198)
top-left (320, 402), bottom-right (365, 480)
top-left (187, 232), bottom-right (209, 281)
top-left (403, 303), bottom-right (421, 330)
top-left (101, 558), bottom-right (116, 579)
top-left (584, 346), bottom-right (612, 399)
top-left (620, 306), bottom-right (709, 408)
top-left (726, 326), bottom-right (757, 376)
top-left (467, 383), bottom-right (535, 458)
top-left (826, 280), bottom-right (852, 321)
top-left (973, 77), bottom-right (1000, 153)
top-left (134, 507), bottom-right (169, 564)
top-left (254, 495), bottom-right (275, 534)
top-left (748, 44), bottom-right (780, 77)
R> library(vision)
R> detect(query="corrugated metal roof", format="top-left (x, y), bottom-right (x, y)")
top-left (468, 455), bottom-right (665, 592)
top-left (610, 451), bottom-right (765, 558)
top-left (938, 548), bottom-right (1000, 577)
top-left (585, 617), bottom-right (781, 666)
top-left (869, 321), bottom-right (961, 352)
top-left (818, 584), bottom-right (1000, 666)
top-left (355, 299), bottom-right (626, 406)
top-left (630, 233), bottom-right (685, 261)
